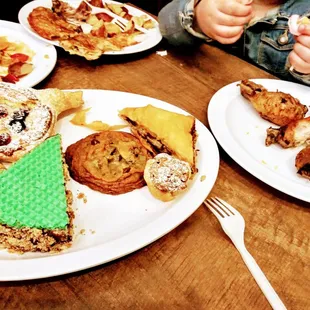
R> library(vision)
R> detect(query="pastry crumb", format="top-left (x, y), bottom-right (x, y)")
top-left (261, 160), bottom-right (267, 165)
top-left (77, 192), bottom-right (87, 203)
top-left (200, 175), bottom-right (206, 182)
top-left (89, 229), bottom-right (96, 234)
top-left (156, 50), bottom-right (167, 56)
top-left (80, 229), bottom-right (86, 235)
top-left (44, 54), bottom-right (49, 59)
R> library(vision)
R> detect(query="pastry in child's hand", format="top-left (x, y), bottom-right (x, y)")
top-left (0, 82), bottom-right (83, 162)
top-left (239, 80), bottom-right (308, 126)
top-left (295, 145), bottom-right (310, 179)
top-left (289, 15), bottom-right (310, 36)
top-left (144, 153), bottom-right (192, 202)
top-left (65, 131), bottom-right (150, 195)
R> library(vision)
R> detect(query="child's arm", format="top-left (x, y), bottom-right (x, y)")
top-left (158, 0), bottom-right (252, 46)
top-left (195, 0), bottom-right (253, 44)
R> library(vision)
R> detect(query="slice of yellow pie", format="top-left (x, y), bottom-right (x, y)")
top-left (119, 104), bottom-right (197, 172)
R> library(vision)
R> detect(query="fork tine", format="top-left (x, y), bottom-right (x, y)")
top-left (214, 197), bottom-right (241, 216)
top-left (113, 19), bottom-right (125, 32)
top-left (203, 200), bottom-right (225, 220)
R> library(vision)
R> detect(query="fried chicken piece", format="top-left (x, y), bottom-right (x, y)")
top-left (295, 146), bottom-right (310, 179)
top-left (28, 7), bottom-right (80, 41)
top-left (52, 0), bottom-right (91, 22)
top-left (266, 117), bottom-right (310, 148)
top-left (239, 80), bottom-right (308, 126)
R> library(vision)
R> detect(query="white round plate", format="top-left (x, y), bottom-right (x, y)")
top-left (18, 0), bottom-right (162, 56)
top-left (208, 78), bottom-right (310, 202)
top-left (0, 20), bottom-right (57, 87)
top-left (0, 90), bottom-right (219, 281)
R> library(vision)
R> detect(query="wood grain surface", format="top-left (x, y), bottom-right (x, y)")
top-left (1, 10), bottom-right (310, 310)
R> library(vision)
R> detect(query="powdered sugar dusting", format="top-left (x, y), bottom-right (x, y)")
top-left (0, 82), bottom-right (38, 102)
top-left (148, 153), bottom-right (191, 192)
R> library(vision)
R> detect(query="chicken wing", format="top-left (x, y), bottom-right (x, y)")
top-left (295, 145), bottom-right (310, 179)
top-left (239, 80), bottom-right (308, 126)
top-left (265, 116), bottom-right (310, 148)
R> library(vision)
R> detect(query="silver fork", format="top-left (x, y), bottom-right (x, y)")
top-left (81, 0), bottom-right (148, 34)
top-left (204, 197), bottom-right (287, 310)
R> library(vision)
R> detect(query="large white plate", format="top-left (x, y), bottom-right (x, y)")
top-left (0, 20), bottom-right (57, 87)
top-left (18, 0), bottom-right (162, 56)
top-left (0, 90), bottom-right (219, 281)
top-left (208, 78), bottom-right (310, 202)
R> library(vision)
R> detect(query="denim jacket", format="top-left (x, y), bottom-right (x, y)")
top-left (158, 0), bottom-right (310, 86)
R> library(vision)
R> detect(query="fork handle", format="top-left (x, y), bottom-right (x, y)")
top-left (236, 244), bottom-right (287, 310)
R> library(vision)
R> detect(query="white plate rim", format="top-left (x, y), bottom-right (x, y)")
top-left (18, 0), bottom-right (163, 56)
top-left (208, 78), bottom-right (310, 203)
top-left (0, 20), bottom-right (57, 87)
top-left (0, 89), bottom-right (219, 281)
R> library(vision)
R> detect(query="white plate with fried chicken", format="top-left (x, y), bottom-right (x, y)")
top-left (0, 20), bottom-right (57, 87)
top-left (208, 78), bottom-right (310, 203)
top-left (18, 0), bottom-right (162, 60)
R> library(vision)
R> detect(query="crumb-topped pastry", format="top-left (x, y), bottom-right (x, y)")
top-left (0, 82), bottom-right (83, 162)
top-left (144, 153), bottom-right (192, 202)
top-left (0, 134), bottom-right (74, 253)
top-left (65, 131), bottom-right (150, 195)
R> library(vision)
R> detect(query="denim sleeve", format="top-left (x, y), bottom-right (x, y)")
top-left (289, 70), bottom-right (310, 86)
top-left (158, 0), bottom-right (198, 46)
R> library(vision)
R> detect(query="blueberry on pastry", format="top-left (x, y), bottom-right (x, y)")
top-left (144, 153), bottom-right (192, 202)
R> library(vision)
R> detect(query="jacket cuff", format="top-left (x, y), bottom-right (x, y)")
top-left (179, 0), bottom-right (213, 42)
top-left (289, 67), bottom-right (310, 86)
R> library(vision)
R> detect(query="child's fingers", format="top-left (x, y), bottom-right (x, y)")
top-left (213, 30), bottom-right (244, 45)
top-left (289, 50), bottom-right (310, 74)
top-left (218, 0), bottom-right (252, 17)
top-left (212, 25), bottom-right (244, 39)
top-left (216, 10), bottom-right (253, 26)
top-left (298, 24), bottom-right (310, 35)
top-left (293, 42), bottom-right (310, 64)
top-left (295, 34), bottom-right (310, 49)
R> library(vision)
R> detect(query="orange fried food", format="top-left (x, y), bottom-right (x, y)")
top-left (59, 33), bottom-right (121, 60)
top-left (52, 0), bottom-right (91, 22)
top-left (266, 116), bottom-right (310, 148)
top-left (65, 131), bottom-right (150, 195)
top-left (239, 80), bottom-right (308, 126)
top-left (295, 146), bottom-right (310, 179)
top-left (28, 7), bottom-right (80, 41)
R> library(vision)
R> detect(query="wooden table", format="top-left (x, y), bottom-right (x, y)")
top-left (1, 17), bottom-right (310, 310)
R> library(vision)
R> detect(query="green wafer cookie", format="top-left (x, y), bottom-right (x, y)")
top-left (0, 134), bottom-right (69, 229)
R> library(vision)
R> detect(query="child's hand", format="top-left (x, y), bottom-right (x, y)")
top-left (289, 24), bottom-right (310, 74)
top-left (195, 0), bottom-right (253, 44)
